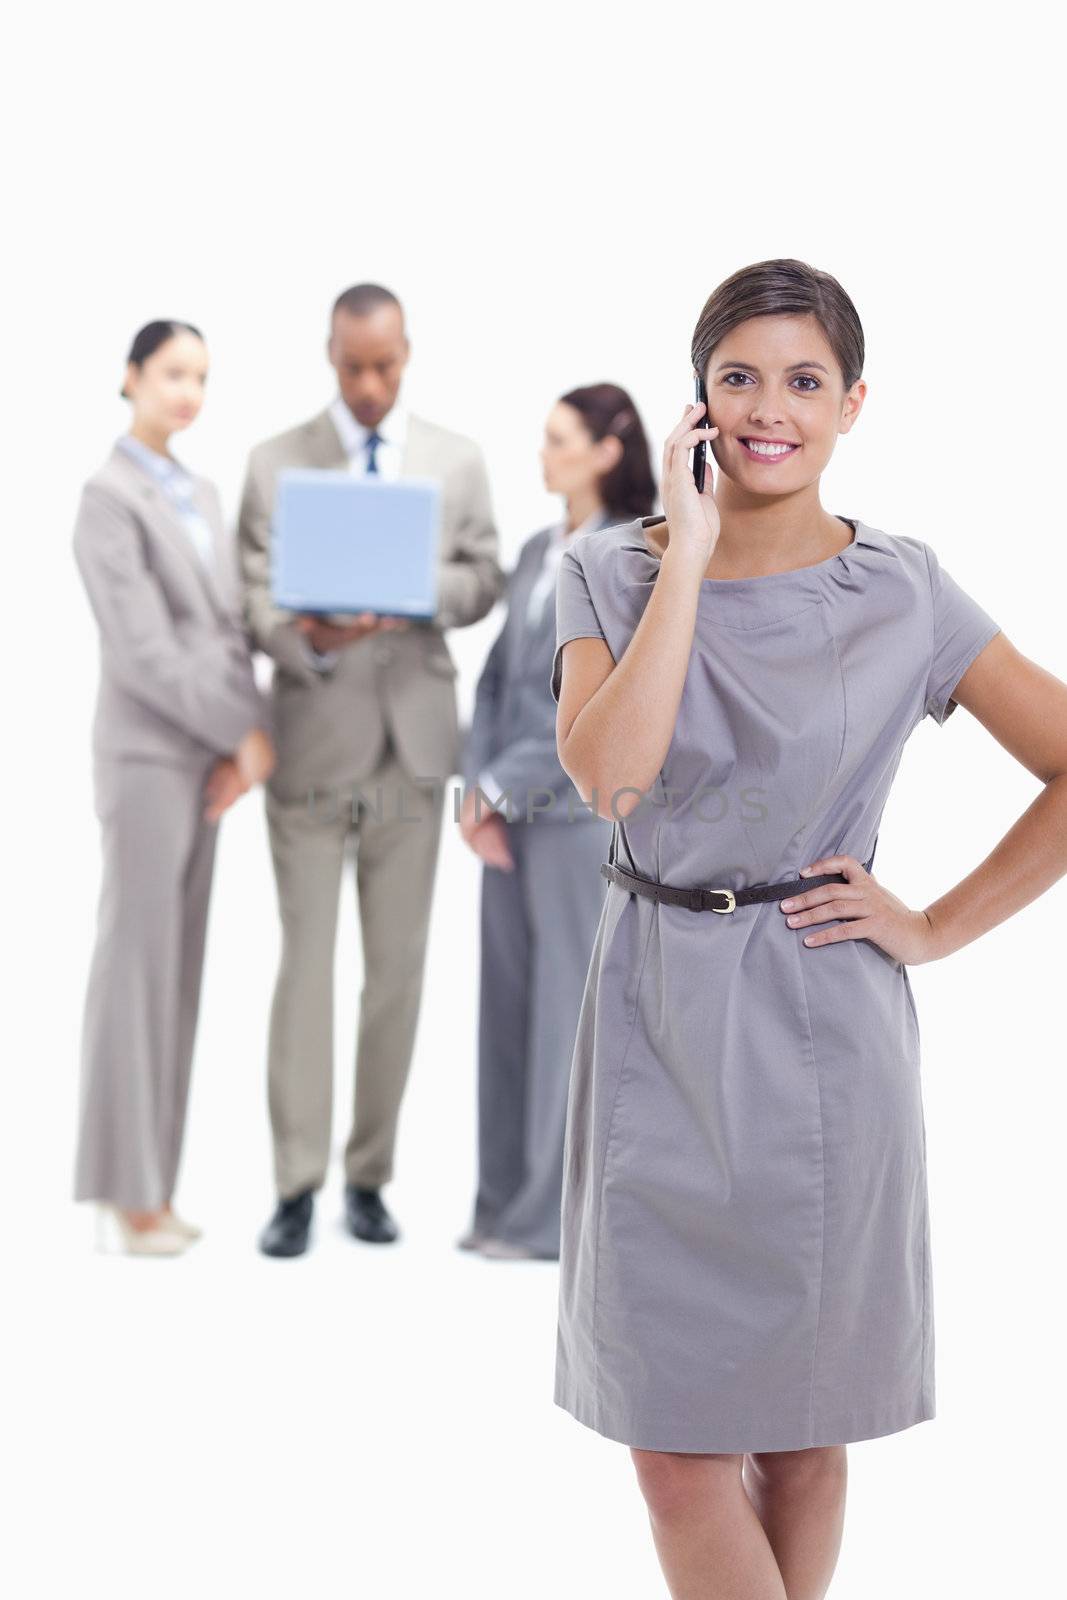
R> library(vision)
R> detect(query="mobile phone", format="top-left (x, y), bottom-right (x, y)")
top-left (692, 372), bottom-right (710, 492)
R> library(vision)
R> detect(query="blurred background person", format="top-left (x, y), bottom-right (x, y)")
top-left (457, 384), bottom-right (656, 1260)
top-left (238, 283), bottom-right (504, 1258)
top-left (73, 319), bottom-right (275, 1256)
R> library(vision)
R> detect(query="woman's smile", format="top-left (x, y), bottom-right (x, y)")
top-left (736, 435), bottom-right (802, 462)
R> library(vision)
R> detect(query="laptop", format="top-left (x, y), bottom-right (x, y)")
top-left (271, 469), bottom-right (441, 618)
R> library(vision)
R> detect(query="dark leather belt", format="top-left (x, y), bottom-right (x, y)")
top-left (600, 848), bottom-right (876, 914)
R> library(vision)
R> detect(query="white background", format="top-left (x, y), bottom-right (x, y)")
top-left (3, 3), bottom-right (1064, 1596)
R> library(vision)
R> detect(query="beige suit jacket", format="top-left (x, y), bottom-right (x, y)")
top-left (237, 405), bottom-right (503, 796)
top-left (73, 442), bottom-right (268, 768)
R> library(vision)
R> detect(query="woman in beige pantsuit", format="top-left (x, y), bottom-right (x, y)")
top-left (73, 320), bottom-right (275, 1255)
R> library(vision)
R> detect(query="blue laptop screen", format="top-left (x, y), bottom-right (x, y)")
top-left (271, 469), bottom-right (441, 617)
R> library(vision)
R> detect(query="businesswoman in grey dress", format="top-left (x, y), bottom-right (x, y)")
top-left (552, 259), bottom-right (1067, 1598)
top-left (73, 320), bottom-right (275, 1255)
top-left (457, 384), bottom-right (655, 1259)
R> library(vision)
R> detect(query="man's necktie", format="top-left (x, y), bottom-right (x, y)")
top-left (365, 430), bottom-right (383, 475)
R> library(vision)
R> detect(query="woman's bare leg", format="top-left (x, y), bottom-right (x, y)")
top-left (630, 1449), bottom-right (789, 1600)
top-left (743, 1447), bottom-right (848, 1600)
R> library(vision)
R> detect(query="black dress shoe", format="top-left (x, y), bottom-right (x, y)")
top-left (258, 1189), bottom-right (314, 1257)
top-left (343, 1185), bottom-right (399, 1244)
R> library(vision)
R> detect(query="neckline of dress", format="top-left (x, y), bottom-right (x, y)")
top-left (627, 515), bottom-right (861, 586)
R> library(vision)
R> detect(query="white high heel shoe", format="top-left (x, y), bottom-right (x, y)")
top-left (96, 1205), bottom-right (189, 1256)
top-left (160, 1209), bottom-right (202, 1243)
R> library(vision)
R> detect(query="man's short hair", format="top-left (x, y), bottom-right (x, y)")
top-left (332, 283), bottom-right (403, 320)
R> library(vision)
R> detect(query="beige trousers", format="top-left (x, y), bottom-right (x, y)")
top-left (264, 730), bottom-right (446, 1198)
top-left (74, 757), bottom-right (218, 1211)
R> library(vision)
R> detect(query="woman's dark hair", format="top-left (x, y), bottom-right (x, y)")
top-left (691, 259), bottom-right (864, 392)
top-left (120, 319), bottom-right (204, 399)
top-left (557, 383), bottom-right (656, 520)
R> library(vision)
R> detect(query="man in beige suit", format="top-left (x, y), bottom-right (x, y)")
top-left (239, 283), bottom-right (503, 1256)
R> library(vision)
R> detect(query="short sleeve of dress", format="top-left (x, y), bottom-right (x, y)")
top-left (550, 543), bottom-right (609, 704)
top-left (924, 543), bottom-right (1001, 725)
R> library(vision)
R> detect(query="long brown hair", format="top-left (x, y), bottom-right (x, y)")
top-left (558, 383), bottom-right (657, 520)
top-left (691, 259), bottom-right (865, 391)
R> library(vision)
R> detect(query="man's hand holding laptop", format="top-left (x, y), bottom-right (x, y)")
top-left (294, 612), bottom-right (412, 652)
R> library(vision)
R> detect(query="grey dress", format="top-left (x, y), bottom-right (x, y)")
top-left (549, 515), bottom-right (1001, 1454)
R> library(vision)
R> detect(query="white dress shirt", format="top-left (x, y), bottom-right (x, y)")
top-left (302, 396), bottom-right (410, 671)
top-left (477, 510), bottom-right (604, 805)
top-left (328, 394), bottom-right (407, 480)
top-left (116, 433), bottom-right (216, 573)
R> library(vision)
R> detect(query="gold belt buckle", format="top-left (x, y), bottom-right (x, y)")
top-left (708, 887), bottom-right (736, 913)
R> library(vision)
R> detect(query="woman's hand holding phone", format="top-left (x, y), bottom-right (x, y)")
top-left (660, 392), bottom-right (720, 583)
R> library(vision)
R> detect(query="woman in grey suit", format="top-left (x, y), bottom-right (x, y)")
top-left (73, 320), bottom-right (275, 1255)
top-left (457, 384), bottom-right (656, 1260)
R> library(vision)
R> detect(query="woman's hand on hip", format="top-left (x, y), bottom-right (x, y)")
top-left (778, 853), bottom-right (944, 965)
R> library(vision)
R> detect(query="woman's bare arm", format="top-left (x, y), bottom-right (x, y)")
top-left (556, 549), bottom-right (705, 819)
top-left (556, 403), bottom-right (719, 820)
top-left (923, 632), bottom-right (1067, 957)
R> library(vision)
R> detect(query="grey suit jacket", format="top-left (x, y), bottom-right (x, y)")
top-left (237, 405), bottom-right (504, 796)
top-left (73, 442), bottom-right (269, 768)
top-left (462, 513), bottom-right (614, 823)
